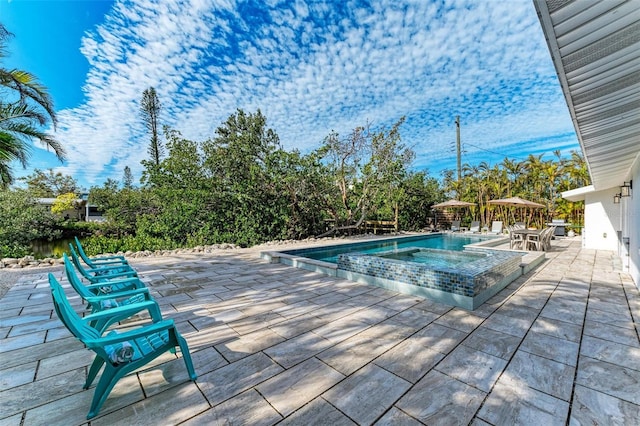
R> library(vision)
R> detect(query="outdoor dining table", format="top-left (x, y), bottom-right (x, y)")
top-left (511, 228), bottom-right (544, 251)
top-left (510, 228), bottom-right (544, 237)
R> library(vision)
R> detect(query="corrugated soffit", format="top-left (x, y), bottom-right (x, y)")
top-left (534, 0), bottom-right (640, 190)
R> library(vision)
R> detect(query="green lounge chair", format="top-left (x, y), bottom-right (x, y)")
top-left (74, 236), bottom-right (128, 267)
top-left (48, 274), bottom-right (197, 420)
top-left (69, 245), bottom-right (138, 283)
top-left (63, 253), bottom-right (144, 293)
top-left (63, 254), bottom-right (156, 332)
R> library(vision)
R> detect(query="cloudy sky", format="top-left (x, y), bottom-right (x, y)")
top-left (2, 0), bottom-right (579, 189)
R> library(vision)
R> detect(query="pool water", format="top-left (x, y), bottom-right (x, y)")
top-left (380, 248), bottom-right (486, 269)
top-left (282, 234), bottom-right (488, 263)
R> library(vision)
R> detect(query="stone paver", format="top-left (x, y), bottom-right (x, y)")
top-left (502, 351), bottom-right (575, 401)
top-left (570, 385), bottom-right (640, 426)
top-left (477, 377), bottom-right (569, 426)
top-left (323, 364), bottom-right (411, 425)
top-left (256, 357), bottom-right (344, 417)
top-left (0, 237), bottom-right (638, 425)
top-left (278, 398), bottom-right (356, 426)
top-left (396, 370), bottom-right (486, 425)
top-left (435, 345), bottom-right (508, 392)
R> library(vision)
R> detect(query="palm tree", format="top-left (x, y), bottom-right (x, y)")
top-left (0, 24), bottom-right (65, 188)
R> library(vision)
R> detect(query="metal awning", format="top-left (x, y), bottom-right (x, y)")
top-left (533, 0), bottom-right (640, 190)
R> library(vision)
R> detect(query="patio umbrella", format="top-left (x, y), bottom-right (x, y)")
top-left (432, 199), bottom-right (476, 208)
top-left (487, 196), bottom-right (544, 208)
top-left (488, 197), bottom-right (545, 226)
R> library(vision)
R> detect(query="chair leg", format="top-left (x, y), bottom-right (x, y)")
top-left (85, 357), bottom-right (106, 389)
top-left (177, 335), bottom-right (197, 381)
top-left (87, 366), bottom-right (127, 419)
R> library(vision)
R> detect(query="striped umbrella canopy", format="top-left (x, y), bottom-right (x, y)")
top-left (487, 196), bottom-right (545, 208)
top-left (432, 199), bottom-right (476, 208)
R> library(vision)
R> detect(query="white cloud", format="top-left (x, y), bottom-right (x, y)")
top-left (48, 0), bottom-right (577, 187)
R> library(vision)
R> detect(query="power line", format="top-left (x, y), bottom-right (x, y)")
top-left (463, 142), bottom-right (508, 158)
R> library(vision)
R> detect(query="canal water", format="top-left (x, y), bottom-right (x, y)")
top-left (31, 237), bottom-right (83, 259)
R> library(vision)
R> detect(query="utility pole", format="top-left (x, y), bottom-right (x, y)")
top-left (456, 115), bottom-right (461, 184)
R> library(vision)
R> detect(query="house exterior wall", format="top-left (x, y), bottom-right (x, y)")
top-left (626, 157), bottom-right (639, 288)
top-left (583, 187), bottom-right (621, 252)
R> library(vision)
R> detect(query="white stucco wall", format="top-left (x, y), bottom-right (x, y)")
top-left (627, 156), bottom-right (639, 288)
top-left (583, 187), bottom-right (621, 252)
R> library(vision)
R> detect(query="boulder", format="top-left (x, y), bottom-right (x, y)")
top-left (18, 256), bottom-right (35, 266)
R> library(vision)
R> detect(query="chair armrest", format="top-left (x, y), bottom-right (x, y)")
top-left (88, 271), bottom-right (139, 283)
top-left (85, 277), bottom-right (144, 290)
top-left (85, 288), bottom-right (150, 302)
top-left (85, 263), bottom-right (134, 273)
top-left (88, 258), bottom-right (128, 266)
top-left (82, 300), bottom-right (162, 324)
top-left (85, 319), bottom-right (175, 345)
top-left (93, 254), bottom-right (126, 261)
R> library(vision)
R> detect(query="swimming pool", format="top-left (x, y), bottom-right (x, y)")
top-left (261, 233), bottom-right (532, 310)
top-left (280, 233), bottom-right (491, 263)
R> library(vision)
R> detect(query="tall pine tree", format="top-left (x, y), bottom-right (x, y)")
top-left (140, 87), bottom-right (163, 165)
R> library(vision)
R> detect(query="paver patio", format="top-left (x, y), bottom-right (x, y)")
top-left (1, 236), bottom-right (638, 425)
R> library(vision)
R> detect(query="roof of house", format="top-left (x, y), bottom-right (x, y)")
top-left (533, 0), bottom-right (640, 191)
top-left (561, 185), bottom-right (595, 202)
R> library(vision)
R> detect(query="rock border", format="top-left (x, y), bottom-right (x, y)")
top-left (0, 243), bottom-right (240, 269)
top-left (1, 232), bottom-right (406, 269)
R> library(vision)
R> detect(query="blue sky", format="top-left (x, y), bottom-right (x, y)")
top-left (2, 0), bottom-right (579, 190)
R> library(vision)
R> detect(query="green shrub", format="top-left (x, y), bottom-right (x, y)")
top-left (0, 189), bottom-right (63, 257)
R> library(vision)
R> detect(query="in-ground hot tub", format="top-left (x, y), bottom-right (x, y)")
top-left (337, 247), bottom-right (523, 310)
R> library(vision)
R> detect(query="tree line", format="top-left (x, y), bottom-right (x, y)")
top-left (86, 108), bottom-right (441, 253)
top-left (442, 151), bottom-right (589, 228)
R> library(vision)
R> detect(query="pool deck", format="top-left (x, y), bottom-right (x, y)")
top-left (1, 237), bottom-right (639, 425)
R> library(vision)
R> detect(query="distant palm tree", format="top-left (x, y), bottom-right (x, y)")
top-left (0, 24), bottom-right (65, 188)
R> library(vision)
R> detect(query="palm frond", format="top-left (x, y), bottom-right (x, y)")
top-left (0, 102), bottom-right (48, 126)
top-left (0, 159), bottom-right (14, 189)
top-left (0, 69), bottom-right (57, 128)
top-left (0, 131), bottom-right (30, 166)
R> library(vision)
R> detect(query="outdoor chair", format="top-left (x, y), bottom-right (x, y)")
top-left (63, 254), bottom-right (156, 332)
top-left (514, 222), bottom-right (525, 229)
top-left (543, 226), bottom-right (556, 251)
top-left (466, 221), bottom-right (480, 233)
top-left (69, 245), bottom-right (138, 284)
top-left (488, 221), bottom-right (503, 235)
top-left (73, 237), bottom-right (128, 268)
top-left (48, 273), bottom-right (197, 420)
top-left (526, 228), bottom-right (550, 251)
top-left (450, 220), bottom-right (461, 232)
top-left (64, 253), bottom-right (144, 293)
top-left (508, 225), bottom-right (525, 250)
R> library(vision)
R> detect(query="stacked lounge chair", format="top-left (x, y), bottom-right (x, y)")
top-left (47, 239), bottom-right (196, 419)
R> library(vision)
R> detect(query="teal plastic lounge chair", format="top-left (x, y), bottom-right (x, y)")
top-left (74, 237), bottom-right (128, 267)
top-left (69, 245), bottom-right (138, 283)
top-left (64, 253), bottom-right (144, 294)
top-left (48, 274), bottom-right (197, 420)
top-left (63, 254), bottom-right (156, 332)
